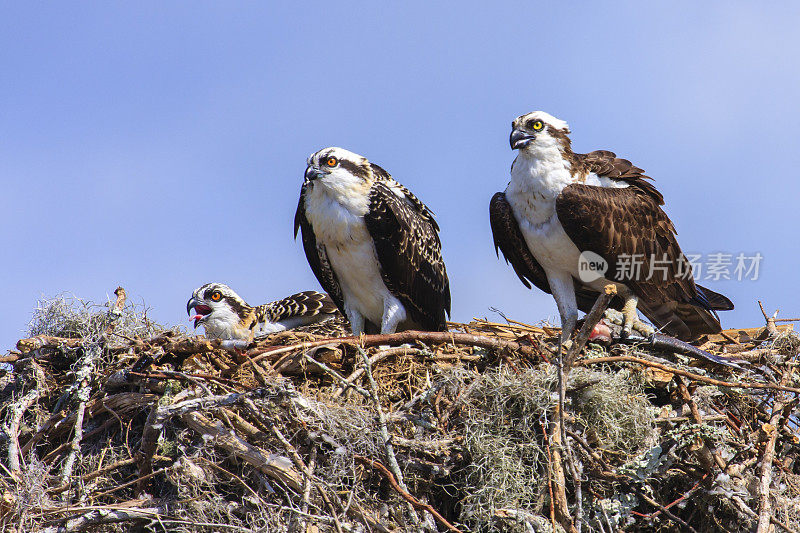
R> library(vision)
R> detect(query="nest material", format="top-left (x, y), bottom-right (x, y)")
top-left (0, 291), bottom-right (798, 533)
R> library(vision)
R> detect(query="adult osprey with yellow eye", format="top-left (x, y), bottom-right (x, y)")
top-left (294, 147), bottom-right (450, 335)
top-left (186, 283), bottom-right (339, 340)
top-left (490, 111), bottom-right (733, 342)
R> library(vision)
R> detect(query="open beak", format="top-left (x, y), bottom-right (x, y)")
top-left (186, 297), bottom-right (212, 328)
top-left (510, 128), bottom-right (535, 150)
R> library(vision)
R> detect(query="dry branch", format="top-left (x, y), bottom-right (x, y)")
top-left (355, 456), bottom-right (463, 533)
top-left (39, 503), bottom-right (169, 533)
top-left (756, 368), bottom-right (797, 533)
top-left (4, 389), bottom-right (41, 475)
top-left (577, 354), bottom-right (800, 394)
top-left (249, 329), bottom-right (542, 364)
top-left (674, 376), bottom-right (726, 471)
top-left (555, 286), bottom-right (615, 533)
top-left (60, 344), bottom-right (101, 491)
top-left (358, 346), bottom-right (423, 529)
top-left (5, 290), bottom-right (800, 532)
top-left (564, 285), bottom-right (616, 370)
top-left (182, 411), bottom-right (302, 491)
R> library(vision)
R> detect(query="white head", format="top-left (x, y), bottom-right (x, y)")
top-left (510, 111), bottom-right (572, 157)
top-left (186, 282), bottom-right (250, 339)
top-left (304, 147), bottom-right (376, 189)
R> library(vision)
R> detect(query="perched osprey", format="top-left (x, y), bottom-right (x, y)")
top-left (186, 283), bottom-right (338, 340)
top-left (490, 111), bottom-right (733, 342)
top-left (294, 147), bottom-right (450, 335)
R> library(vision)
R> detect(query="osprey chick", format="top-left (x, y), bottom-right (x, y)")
top-left (295, 147), bottom-right (450, 335)
top-left (491, 111), bottom-right (733, 342)
top-left (186, 283), bottom-right (338, 340)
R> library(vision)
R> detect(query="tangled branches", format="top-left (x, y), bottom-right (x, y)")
top-left (0, 289), bottom-right (798, 532)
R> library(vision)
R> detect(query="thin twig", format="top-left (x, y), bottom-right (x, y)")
top-left (674, 376), bottom-right (726, 471)
top-left (577, 355), bottom-right (800, 394)
top-left (332, 346), bottom-right (426, 399)
top-left (355, 456), bottom-right (464, 533)
top-left (38, 503), bottom-right (170, 533)
top-left (5, 388), bottom-right (41, 475)
top-left (303, 351), bottom-right (369, 398)
top-left (60, 344), bottom-right (101, 493)
top-left (91, 466), bottom-right (171, 500)
top-left (555, 287), bottom-right (614, 533)
top-left (564, 285), bottom-right (616, 370)
top-left (628, 483), bottom-right (699, 533)
top-left (128, 370), bottom-right (247, 390)
top-left (270, 423), bottom-right (344, 533)
top-left (49, 456), bottom-right (171, 495)
top-left (758, 301), bottom-right (780, 339)
top-left (302, 446), bottom-right (317, 523)
top-left (732, 495), bottom-right (800, 533)
top-left (756, 368), bottom-right (795, 532)
top-left (358, 347), bottom-right (423, 529)
top-left (249, 330), bottom-right (541, 364)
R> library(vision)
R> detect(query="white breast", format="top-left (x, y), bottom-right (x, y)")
top-left (506, 153), bottom-right (623, 288)
top-left (203, 312), bottom-right (248, 340)
top-left (304, 182), bottom-right (393, 325)
top-left (508, 154), bottom-right (574, 227)
top-left (327, 238), bottom-right (392, 325)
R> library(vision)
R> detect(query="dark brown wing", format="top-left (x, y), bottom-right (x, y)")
top-left (489, 192), bottom-right (551, 293)
top-left (371, 163), bottom-right (439, 230)
top-left (259, 290), bottom-right (339, 323)
top-left (294, 185), bottom-right (346, 316)
top-left (580, 150), bottom-right (663, 203)
top-left (364, 181), bottom-right (450, 331)
top-left (556, 164), bottom-right (732, 340)
top-left (489, 191), bottom-right (611, 312)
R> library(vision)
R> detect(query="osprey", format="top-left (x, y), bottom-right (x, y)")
top-left (294, 147), bottom-right (450, 335)
top-left (186, 283), bottom-right (338, 340)
top-left (490, 111), bottom-right (733, 342)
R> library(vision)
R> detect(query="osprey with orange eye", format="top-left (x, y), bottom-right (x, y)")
top-left (209, 290), bottom-right (223, 302)
top-left (325, 156), bottom-right (339, 167)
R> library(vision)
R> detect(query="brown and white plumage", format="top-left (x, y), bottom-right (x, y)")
top-left (491, 111), bottom-right (733, 342)
top-left (295, 147), bottom-right (450, 335)
top-left (186, 283), bottom-right (339, 340)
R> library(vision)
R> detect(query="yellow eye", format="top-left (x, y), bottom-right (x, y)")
top-left (326, 157), bottom-right (338, 167)
top-left (532, 120), bottom-right (544, 131)
top-left (210, 291), bottom-right (222, 302)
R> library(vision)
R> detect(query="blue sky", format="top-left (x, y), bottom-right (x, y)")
top-left (3, 3), bottom-right (799, 348)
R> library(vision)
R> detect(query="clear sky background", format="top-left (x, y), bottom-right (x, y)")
top-left (3, 2), bottom-right (799, 349)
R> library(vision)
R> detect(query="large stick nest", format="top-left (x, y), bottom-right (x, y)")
top-left (0, 291), bottom-right (798, 532)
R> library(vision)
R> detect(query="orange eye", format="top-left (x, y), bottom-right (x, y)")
top-left (210, 291), bottom-right (222, 302)
top-left (326, 157), bottom-right (338, 167)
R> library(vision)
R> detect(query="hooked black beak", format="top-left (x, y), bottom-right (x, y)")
top-left (187, 296), bottom-right (200, 316)
top-left (186, 296), bottom-right (212, 329)
top-left (304, 167), bottom-right (325, 182)
top-left (510, 129), bottom-right (535, 150)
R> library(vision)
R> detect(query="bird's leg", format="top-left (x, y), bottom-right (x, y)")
top-left (380, 298), bottom-right (406, 335)
top-left (546, 271), bottom-right (578, 350)
top-left (219, 339), bottom-right (250, 352)
top-left (345, 306), bottom-right (365, 337)
top-left (617, 290), bottom-right (655, 338)
top-left (560, 313), bottom-right (578, 348)
top-left (604, 308), bottom-right (655, 338)
top-left (379, 298), bottom-right (409, 350)
top-left (621, 295), bottom-right (637, 338)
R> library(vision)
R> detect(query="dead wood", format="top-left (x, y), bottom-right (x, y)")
top-left (3, 289), bottom-right (799, 532)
